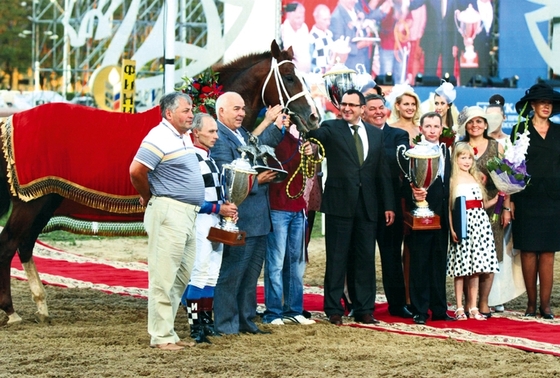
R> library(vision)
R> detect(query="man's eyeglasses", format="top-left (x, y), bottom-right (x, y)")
top-left (340, 102), bottom-right (362, 108)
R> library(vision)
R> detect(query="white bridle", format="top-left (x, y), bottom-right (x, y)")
top-left (261, 57), bottom-right (316, 115)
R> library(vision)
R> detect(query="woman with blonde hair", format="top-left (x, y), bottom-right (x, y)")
top-left (387, 85), bottom-right (422, 145)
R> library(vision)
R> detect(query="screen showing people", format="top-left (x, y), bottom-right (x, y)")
top-left (281, 0), bottom-right (494, 84)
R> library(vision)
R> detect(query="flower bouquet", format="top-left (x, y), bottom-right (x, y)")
top-left (178, 69), bottom-right (224, 117)
top-left (439, 127), bottom-right (456, 148)
top-left (486, 104), bottom-right (531, 221)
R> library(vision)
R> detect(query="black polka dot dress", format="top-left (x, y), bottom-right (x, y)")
top-left (447, 183), bottom-right (499, 277)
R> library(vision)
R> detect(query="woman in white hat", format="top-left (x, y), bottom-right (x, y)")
top-left (434, 81), bottom-right (457, 131)
top-left (457, 106), bottom-right (511, 318)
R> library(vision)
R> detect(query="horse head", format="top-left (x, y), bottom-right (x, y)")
top-left (263, 40), bottom-right (320, 136)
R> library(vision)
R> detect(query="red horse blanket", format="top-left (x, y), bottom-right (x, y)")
top-left (1, 103), bottom-right (161, 215)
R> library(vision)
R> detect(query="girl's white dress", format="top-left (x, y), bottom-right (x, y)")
top-left (447, 183), bottom-right (499, 277)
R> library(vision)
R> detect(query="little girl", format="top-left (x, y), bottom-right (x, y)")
top-left (448, 143), bottom-right (499, 320)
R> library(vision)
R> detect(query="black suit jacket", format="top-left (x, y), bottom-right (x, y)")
top-left (307, 119), bottom-right (394, 220)
top-left (382, 124), bottom-right (410, 206)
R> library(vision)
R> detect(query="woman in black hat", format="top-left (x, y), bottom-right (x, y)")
top-left (510, 83), bottom-right (560, 319)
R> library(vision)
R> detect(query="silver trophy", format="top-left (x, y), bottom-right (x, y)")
top-left (207, 157), bottom-right (257, 246)
top-left (455, 4), bottom-right (483, 68)
top-left (323, 60), bottom-right (356, 109)
top-left (397, 141), bottom-right (442, 229)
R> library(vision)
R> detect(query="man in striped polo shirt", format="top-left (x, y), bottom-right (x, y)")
top-left (130, 92), bottom-right (204, 351)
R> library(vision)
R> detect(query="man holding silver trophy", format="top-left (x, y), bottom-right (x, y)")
top-left (401, 112), bottom-right (453, 325)
top-left (210, 92), bottom-right (284, 335)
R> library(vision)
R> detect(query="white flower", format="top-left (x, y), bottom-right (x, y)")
top-left (504, 128), bottom-right (530, 169)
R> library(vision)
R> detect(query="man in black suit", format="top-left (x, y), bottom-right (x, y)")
top-left (307, 89), bottom-right (395, 325)
top-left (363, 93), bottom-right (412, 319)
top-left (404, 112), bottom-right (453, 324)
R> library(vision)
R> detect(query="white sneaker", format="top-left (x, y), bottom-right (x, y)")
top-left (283, 314), bottom-right (315, 325)
top-left (494, 304), bottom-right (505, 313)
top-left (270, 318), bottom-right (285, 325)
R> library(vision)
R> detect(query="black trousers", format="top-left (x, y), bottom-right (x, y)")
top-left (408, 229), bottom-right (448, 318)
top-left (324, 195), bottom-right (377, 317)
top-left (377, 212), bottom-right (406, 313)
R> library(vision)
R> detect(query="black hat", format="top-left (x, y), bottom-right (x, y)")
top-left (515, 83), bottom-right (560, 116)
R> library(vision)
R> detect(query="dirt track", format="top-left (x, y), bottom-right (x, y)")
top-left (2, 236), bottom-right (560, 377)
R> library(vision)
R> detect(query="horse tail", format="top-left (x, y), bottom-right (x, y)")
top-left (0, 158), bottom-right (12, 218)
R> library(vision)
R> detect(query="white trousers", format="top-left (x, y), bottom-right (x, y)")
top-left (189, 213), bottom-right (224, 289)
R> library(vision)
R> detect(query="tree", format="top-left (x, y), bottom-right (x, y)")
top-left (0, 0), bottom-right (33, 89)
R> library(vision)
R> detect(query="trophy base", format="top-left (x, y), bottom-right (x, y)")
top-left (207, 227), bottom-right (247, 246)
top-left (404, 212), bottom-right (441, 230)
top-left (253, 165), bottom-right (288, 183)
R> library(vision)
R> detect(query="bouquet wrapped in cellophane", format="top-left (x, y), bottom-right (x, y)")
top-left (486, 103), bottom-right (531, 221)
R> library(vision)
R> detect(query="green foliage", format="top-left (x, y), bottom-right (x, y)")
top-left (0, 0), bottom-right (33, 86)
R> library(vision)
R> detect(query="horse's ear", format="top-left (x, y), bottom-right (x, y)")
top-left (271, 39), bottom-right (281, 58)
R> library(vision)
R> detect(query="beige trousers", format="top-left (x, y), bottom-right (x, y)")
top-left (145, 196), bottom-right (198, 345)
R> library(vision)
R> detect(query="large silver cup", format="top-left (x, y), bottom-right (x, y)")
top-left (397, 142), bottom-right (441, 224)
top-left (454, 4), bottom-right (483, 68)
top-left (323, 60), bottom-right (356, 109)
top-left (207, 157), bottom-right (257, 245)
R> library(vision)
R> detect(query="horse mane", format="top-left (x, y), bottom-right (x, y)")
top-left (213, 50), bottom-right (273, 77)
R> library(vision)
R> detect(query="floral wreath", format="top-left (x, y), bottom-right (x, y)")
top-left (178, 69), bottom-right (224, 117)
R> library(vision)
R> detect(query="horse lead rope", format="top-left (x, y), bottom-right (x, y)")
top-left (285, 137), bottom-right (324, 200)
top-left (260, 57), bottom-right (325, 199)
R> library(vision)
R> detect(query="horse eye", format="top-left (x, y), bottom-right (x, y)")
top-left (285, 74), bottom-right (294, 83)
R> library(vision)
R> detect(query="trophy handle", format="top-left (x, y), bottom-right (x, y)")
top-left (396, 144), bottom-right (411, 182)
top-left (454, 9), bottom-right (461, 33)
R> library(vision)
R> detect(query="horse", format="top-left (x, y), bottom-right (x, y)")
top-left (213, 40), bottom-right (320, 133)
top-left (0, 40), bottom-right (319, 326)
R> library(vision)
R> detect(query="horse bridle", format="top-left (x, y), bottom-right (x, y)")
top-left (261, 57), bottom-right (314, 116)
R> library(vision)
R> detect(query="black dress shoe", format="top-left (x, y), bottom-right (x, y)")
top-left (328, 314), bottom-right (343, 325)
top-left (390, 306), bottom-right (414, 318)
top-left (354, 314), bottom-right (380, 324)
top-left (431, 314), bottom-right (456, 321)
top-left (539, 307), bottom-right (555, 320)
top-left (413, 315), bottom-right (427, 325)
top-left (523, 312), bottom-right (536, 317)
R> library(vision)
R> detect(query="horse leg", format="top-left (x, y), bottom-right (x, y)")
top-left (0, 220), bottom-right (23, 325)
top-left (21, 258), bottom-right (49, 323)
top-left (0, 195), bottom-right (62, 325)
top-left (17, 194), bottom-right (63, 324)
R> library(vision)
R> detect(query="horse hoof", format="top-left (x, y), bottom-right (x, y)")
top-left (34, 312), bottom-right (51, 324)
top-left (7, 312), bottom-right (23, 325)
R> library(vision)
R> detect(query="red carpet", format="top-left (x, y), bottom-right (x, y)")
top-left (10, 241), bottom-right (560, 357)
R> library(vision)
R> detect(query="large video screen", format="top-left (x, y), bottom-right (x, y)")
top-left (280, 0), bottom-right (497, 86)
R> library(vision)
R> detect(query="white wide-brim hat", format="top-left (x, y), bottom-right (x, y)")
top-left (457, 106), bottom-right (488, 136)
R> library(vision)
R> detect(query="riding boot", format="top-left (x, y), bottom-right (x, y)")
top-left (200, 297), bottom-right (220, 337)
top-left (186, 299), bottom-right (211, 344)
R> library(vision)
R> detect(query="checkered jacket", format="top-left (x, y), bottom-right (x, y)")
top-left (195, 146), bottom-right (224, 213)
top-left (310, 26), bottom-right (334, 74)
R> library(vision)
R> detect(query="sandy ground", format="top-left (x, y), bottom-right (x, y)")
top-left (2, 235), bottom-right (560, 377)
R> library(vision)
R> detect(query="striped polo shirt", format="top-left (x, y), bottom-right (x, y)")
top-left (134, 120), bottom-right (204, 206)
